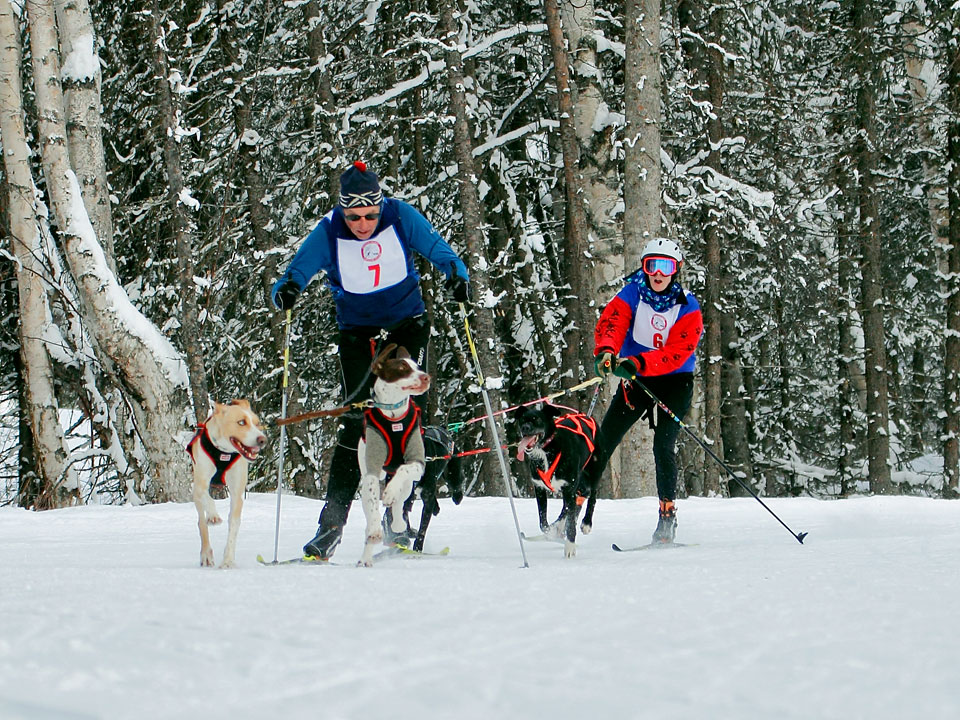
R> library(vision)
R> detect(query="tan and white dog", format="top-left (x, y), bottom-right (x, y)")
top-left (358, 344), bottom-right (431, 567)
top-left (186, 400), bottom-right (267, 568)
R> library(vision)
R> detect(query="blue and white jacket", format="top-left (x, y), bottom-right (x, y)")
top-left (272, 198), bottom-right (469, 329)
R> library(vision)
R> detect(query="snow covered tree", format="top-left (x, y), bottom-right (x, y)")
top-left (0, 0), bottom-right (79, 507)
top-left (439, 0), bottom-right (508, 495)
top-left (144, 0), bottom-right (209, 424)
top-left (24, 0), bottom-right (191, 502)
top-left (55, 0), bottom-right (114, 271)
top-left (4, 0), bottom-right (955, 506)
top-left (544, 0), bottom-right (589, 380)
top-left (943, 8), bottom-right (960, 496)
top-left (616, 0), bottom-right (663, 498)
top-left (850, 0), bottom-right (892, 494)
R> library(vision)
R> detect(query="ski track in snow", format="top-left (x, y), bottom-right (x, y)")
top-left (1, 494), bottom-right (958, 720)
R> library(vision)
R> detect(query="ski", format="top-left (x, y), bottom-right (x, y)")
top-left (258, 545), bottom-right (450, 567)
top-left (521, 532), bottom-right (564, 544)
top-left (256, 553), bottom-right (342, 566)
top-left (611, 541), bottom-right (698, 552)
top-left (382, 545), bottom-right (451, 558)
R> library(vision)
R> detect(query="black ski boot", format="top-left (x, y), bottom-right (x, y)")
top-left (303, 524), bottom-right (342, 560)
top-left (382, 506), bottom-right (415, 548)
top-left (651, 500), bottom-right (677, 544)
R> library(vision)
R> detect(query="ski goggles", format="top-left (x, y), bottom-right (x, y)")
top-left (642, 256), bottom-right (678, 276)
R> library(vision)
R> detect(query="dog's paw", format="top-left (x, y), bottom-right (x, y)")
top-left (580, 521), bottom-right (592, 535)
top-left (382, 479), bottom-right (410, 507)
top-left (200, 549), bottom-right (215, 567)
top-left (388, 510), bottom-right (407, 534)
top-left (219, 558), bottom-right (236, 569)
top-left (207, 514), bottom-right (223, 526)
top-left (381, 485), bottom-right (400, 507)
top-left (564, 541), bottom-right (576, 558)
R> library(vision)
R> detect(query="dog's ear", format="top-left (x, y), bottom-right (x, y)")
top-left (228, 399), bottom-right (251, 410)
top-left (542, 402), bottom-right (563, 422)
top-left (372, 343), bottom-right (398, 372)
top-left (396, 346), bottom-right (411, 360)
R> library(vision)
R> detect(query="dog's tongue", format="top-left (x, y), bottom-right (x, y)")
top-left (232, 439), bottom-right (260, 461)
top-left (517, 435), bottom-right (538, 461)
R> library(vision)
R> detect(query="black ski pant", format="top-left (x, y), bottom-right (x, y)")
top-left (587, 373), bottom-right (694, 502)
top-left (316, 314), bottom-right (431, 534)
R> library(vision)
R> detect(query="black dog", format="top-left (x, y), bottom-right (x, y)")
top-left (382, 425), bottom-right (463, 552)
top-left (516, 403), bottom-right (599, 557)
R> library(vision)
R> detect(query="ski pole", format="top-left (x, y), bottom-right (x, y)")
top-left (587, 378), bottom-right (603, 416)
top-left (628, 374), bottom-right (807, 544)
top-left (459, 302), bottom-right (529, 567)
top-left (272, 309), bottom-right (293, 563)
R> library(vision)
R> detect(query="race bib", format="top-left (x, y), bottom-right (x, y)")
top-left (337, 226), bottom-right (407, 294)
top-left (632, 304), bottom-right (681, 349)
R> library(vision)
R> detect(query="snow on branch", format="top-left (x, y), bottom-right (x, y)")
top-left (461, 23), bottom-right (546, 61)
top-left (64, 171), bottom-right (188, 388)
top-left (341, 60), bottom-right (445, 131)
top-left (472, 119), bottom-right (560, 158)
top-left (60, 33), bottom-right (97, 83)
top-left (341, 23), bottom-right (546, 131)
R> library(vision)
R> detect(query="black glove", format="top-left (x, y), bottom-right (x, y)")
top-left (273, 279), bottom-right (300, 311)
top-left (614, 356), bottom-right (642, 380)
top-left (594, 352), bottom-right (615, 378)
top-left (446, 274), bottom-right (470, 303)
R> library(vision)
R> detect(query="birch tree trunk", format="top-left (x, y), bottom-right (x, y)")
top-left (544, 0), bottom-right (588, 380)
top-left (559, 0), bottom-right (625, 497)
top-left (561, 0), bottom-right (622, 315)
top-left (619, 0), bottom-right (662, 497)
top-left (54, 0), bottom-right (115, 272)
top-left (0, 0), bottom-right (79, 508)
top-left (25, 0), bottom-right (190, 502)
top-left (852, 0), bottom-right (892, 494)
top-left (903, 11), bottom-right (948, 275)
top-left (440, 1), bottom-right (506, 495)
top-left (145, 0), bottom-right (209, 425)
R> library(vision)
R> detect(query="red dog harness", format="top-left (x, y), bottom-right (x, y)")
top-left (363, 403), bottom-right (422, 474)
top-left (538, 413), bottom-right (597, 491)
top-left (186, 424), bottom-right (240, 487)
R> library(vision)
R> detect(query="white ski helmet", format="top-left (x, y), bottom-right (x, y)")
top-left (641, 238), bottom-right (683, 263)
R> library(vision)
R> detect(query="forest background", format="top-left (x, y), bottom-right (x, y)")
top-left (1, 0), bottom-right (958, 510)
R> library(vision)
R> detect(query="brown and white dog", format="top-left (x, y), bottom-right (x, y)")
top-left (186, 400), bottom-right (267, 568)
top-left (358, 344), bottom-right (431, 567)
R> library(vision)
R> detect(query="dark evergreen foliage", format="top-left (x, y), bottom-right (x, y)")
top-left (2, 0), bottom-right (956, 502)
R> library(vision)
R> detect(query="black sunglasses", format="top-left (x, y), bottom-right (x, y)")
top-left (344, 211), bottom-right (381, 222)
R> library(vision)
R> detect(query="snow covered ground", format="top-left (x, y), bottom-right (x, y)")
top-left (1, 493), bottom-right (958, 720)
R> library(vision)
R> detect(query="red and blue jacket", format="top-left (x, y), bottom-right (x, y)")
top-left (594, 279), bottom-right (703, 376)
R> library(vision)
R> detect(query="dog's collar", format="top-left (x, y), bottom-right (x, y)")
top-left (371, 397), bottom-right (408, 412)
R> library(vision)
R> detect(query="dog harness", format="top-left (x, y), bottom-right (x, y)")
top-left (186, 425), bottom-right (240, 487)
top-left (538, 413), bottom-right (598, 491)
top-left (363, 403), bottom-right (422, 473)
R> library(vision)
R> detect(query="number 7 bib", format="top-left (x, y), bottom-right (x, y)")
top-left (337, 226), bottom-right (407, 294)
